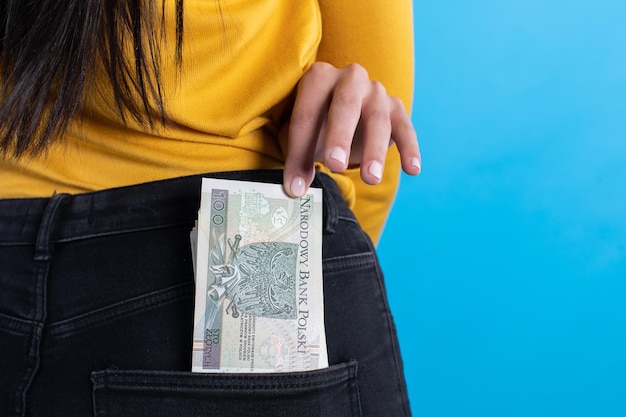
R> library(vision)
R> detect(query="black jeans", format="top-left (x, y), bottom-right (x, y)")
top-left (0, 170), bottom-right (410, 417)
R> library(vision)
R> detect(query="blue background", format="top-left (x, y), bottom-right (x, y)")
top-left (378, 1), bottom-right (626, 416)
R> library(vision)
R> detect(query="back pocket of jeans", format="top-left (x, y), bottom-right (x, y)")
top-left (91, 360), bottom-right (361, 417)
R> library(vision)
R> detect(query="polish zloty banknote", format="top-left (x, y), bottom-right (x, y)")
top-left (191, 178), bottom-right (328, 373)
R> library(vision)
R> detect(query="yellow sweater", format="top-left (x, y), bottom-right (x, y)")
top-left (0, 0), bottom-right (414, 244)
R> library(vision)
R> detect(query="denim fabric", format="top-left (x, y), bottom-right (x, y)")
top-left (0, 170), bottom-right (410, 417)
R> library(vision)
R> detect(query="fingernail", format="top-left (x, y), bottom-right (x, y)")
top-left (290, 177), bottom-right (306, 197)
top-left (368, 161), bottom-right (383, 180)
top-left (411, 157), bottom-right (421, 173)
top-left (329, 147), bottom-right (347, 166)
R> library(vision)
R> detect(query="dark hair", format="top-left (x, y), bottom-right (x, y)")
top-left (0, 0), bottom-right (184, 158)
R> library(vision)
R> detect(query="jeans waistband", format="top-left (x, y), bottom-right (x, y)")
top-left (0, 170), bottom-right (349, 246)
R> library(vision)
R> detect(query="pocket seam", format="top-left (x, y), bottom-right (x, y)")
top-left (91, 360), bottom-right (358, 391)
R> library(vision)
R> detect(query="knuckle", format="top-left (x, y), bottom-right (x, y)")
top-left (344, 63), bottom-right (369, 80)
top-left (307, 62), bottom-right (335, 79)
top-left (390, 96), bottom-right (406, 111)
top-left (370, 80), bottom-right (387, 96)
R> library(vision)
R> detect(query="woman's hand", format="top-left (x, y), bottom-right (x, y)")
top-left (281, 61), bottom-right (421, 198)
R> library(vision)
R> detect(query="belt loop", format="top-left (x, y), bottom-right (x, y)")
top-left (323, 186), bottom-right (338, 235)
top-left (34, 193), bottom-right (70, 262)
top-left (315, 174), bottom-right (338, 235)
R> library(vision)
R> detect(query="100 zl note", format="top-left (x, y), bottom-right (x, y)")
top-left (191, 178), bottom-right (328, 373)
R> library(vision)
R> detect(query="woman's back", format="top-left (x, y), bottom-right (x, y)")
top-left (0, 0), bottom-right (319, 197)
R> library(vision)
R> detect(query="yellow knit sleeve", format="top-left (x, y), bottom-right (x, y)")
top-left (316, 0), bottom-right (415, 244)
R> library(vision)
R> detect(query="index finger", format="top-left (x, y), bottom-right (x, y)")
top-left (283, 63), bottom-right (337, 197)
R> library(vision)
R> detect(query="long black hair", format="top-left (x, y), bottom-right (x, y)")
top-left (0, 0), bottom-right (184, 158)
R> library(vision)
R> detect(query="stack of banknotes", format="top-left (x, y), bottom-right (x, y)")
top-left (190, 178), bottom-right (328, 373)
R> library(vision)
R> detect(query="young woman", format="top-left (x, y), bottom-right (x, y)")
top-left (0, 1), bottom-right (420, 416)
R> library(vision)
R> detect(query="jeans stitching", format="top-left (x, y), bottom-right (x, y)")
top-left (347, 363), bottom-right (363, 417)
top-left (323, 253), bottom-right (376, 274)
top-left (0, 312), bottom-right (34, 336)
top-left (52, 222), bottom-right (195, 244)
top-left (12, 193), bottom-right (65, 417)
top-left (11, 322), bottom-right (43, 417)
top-left (47, 282), bottom-right (193, 337)
top-left (358, 228), bottom-right (412, 417)
top-left (92, 360), bottom-right (357, 391)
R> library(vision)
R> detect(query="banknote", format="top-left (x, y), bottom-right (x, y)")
top-left (191, 178), bottom-right (328, 373)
